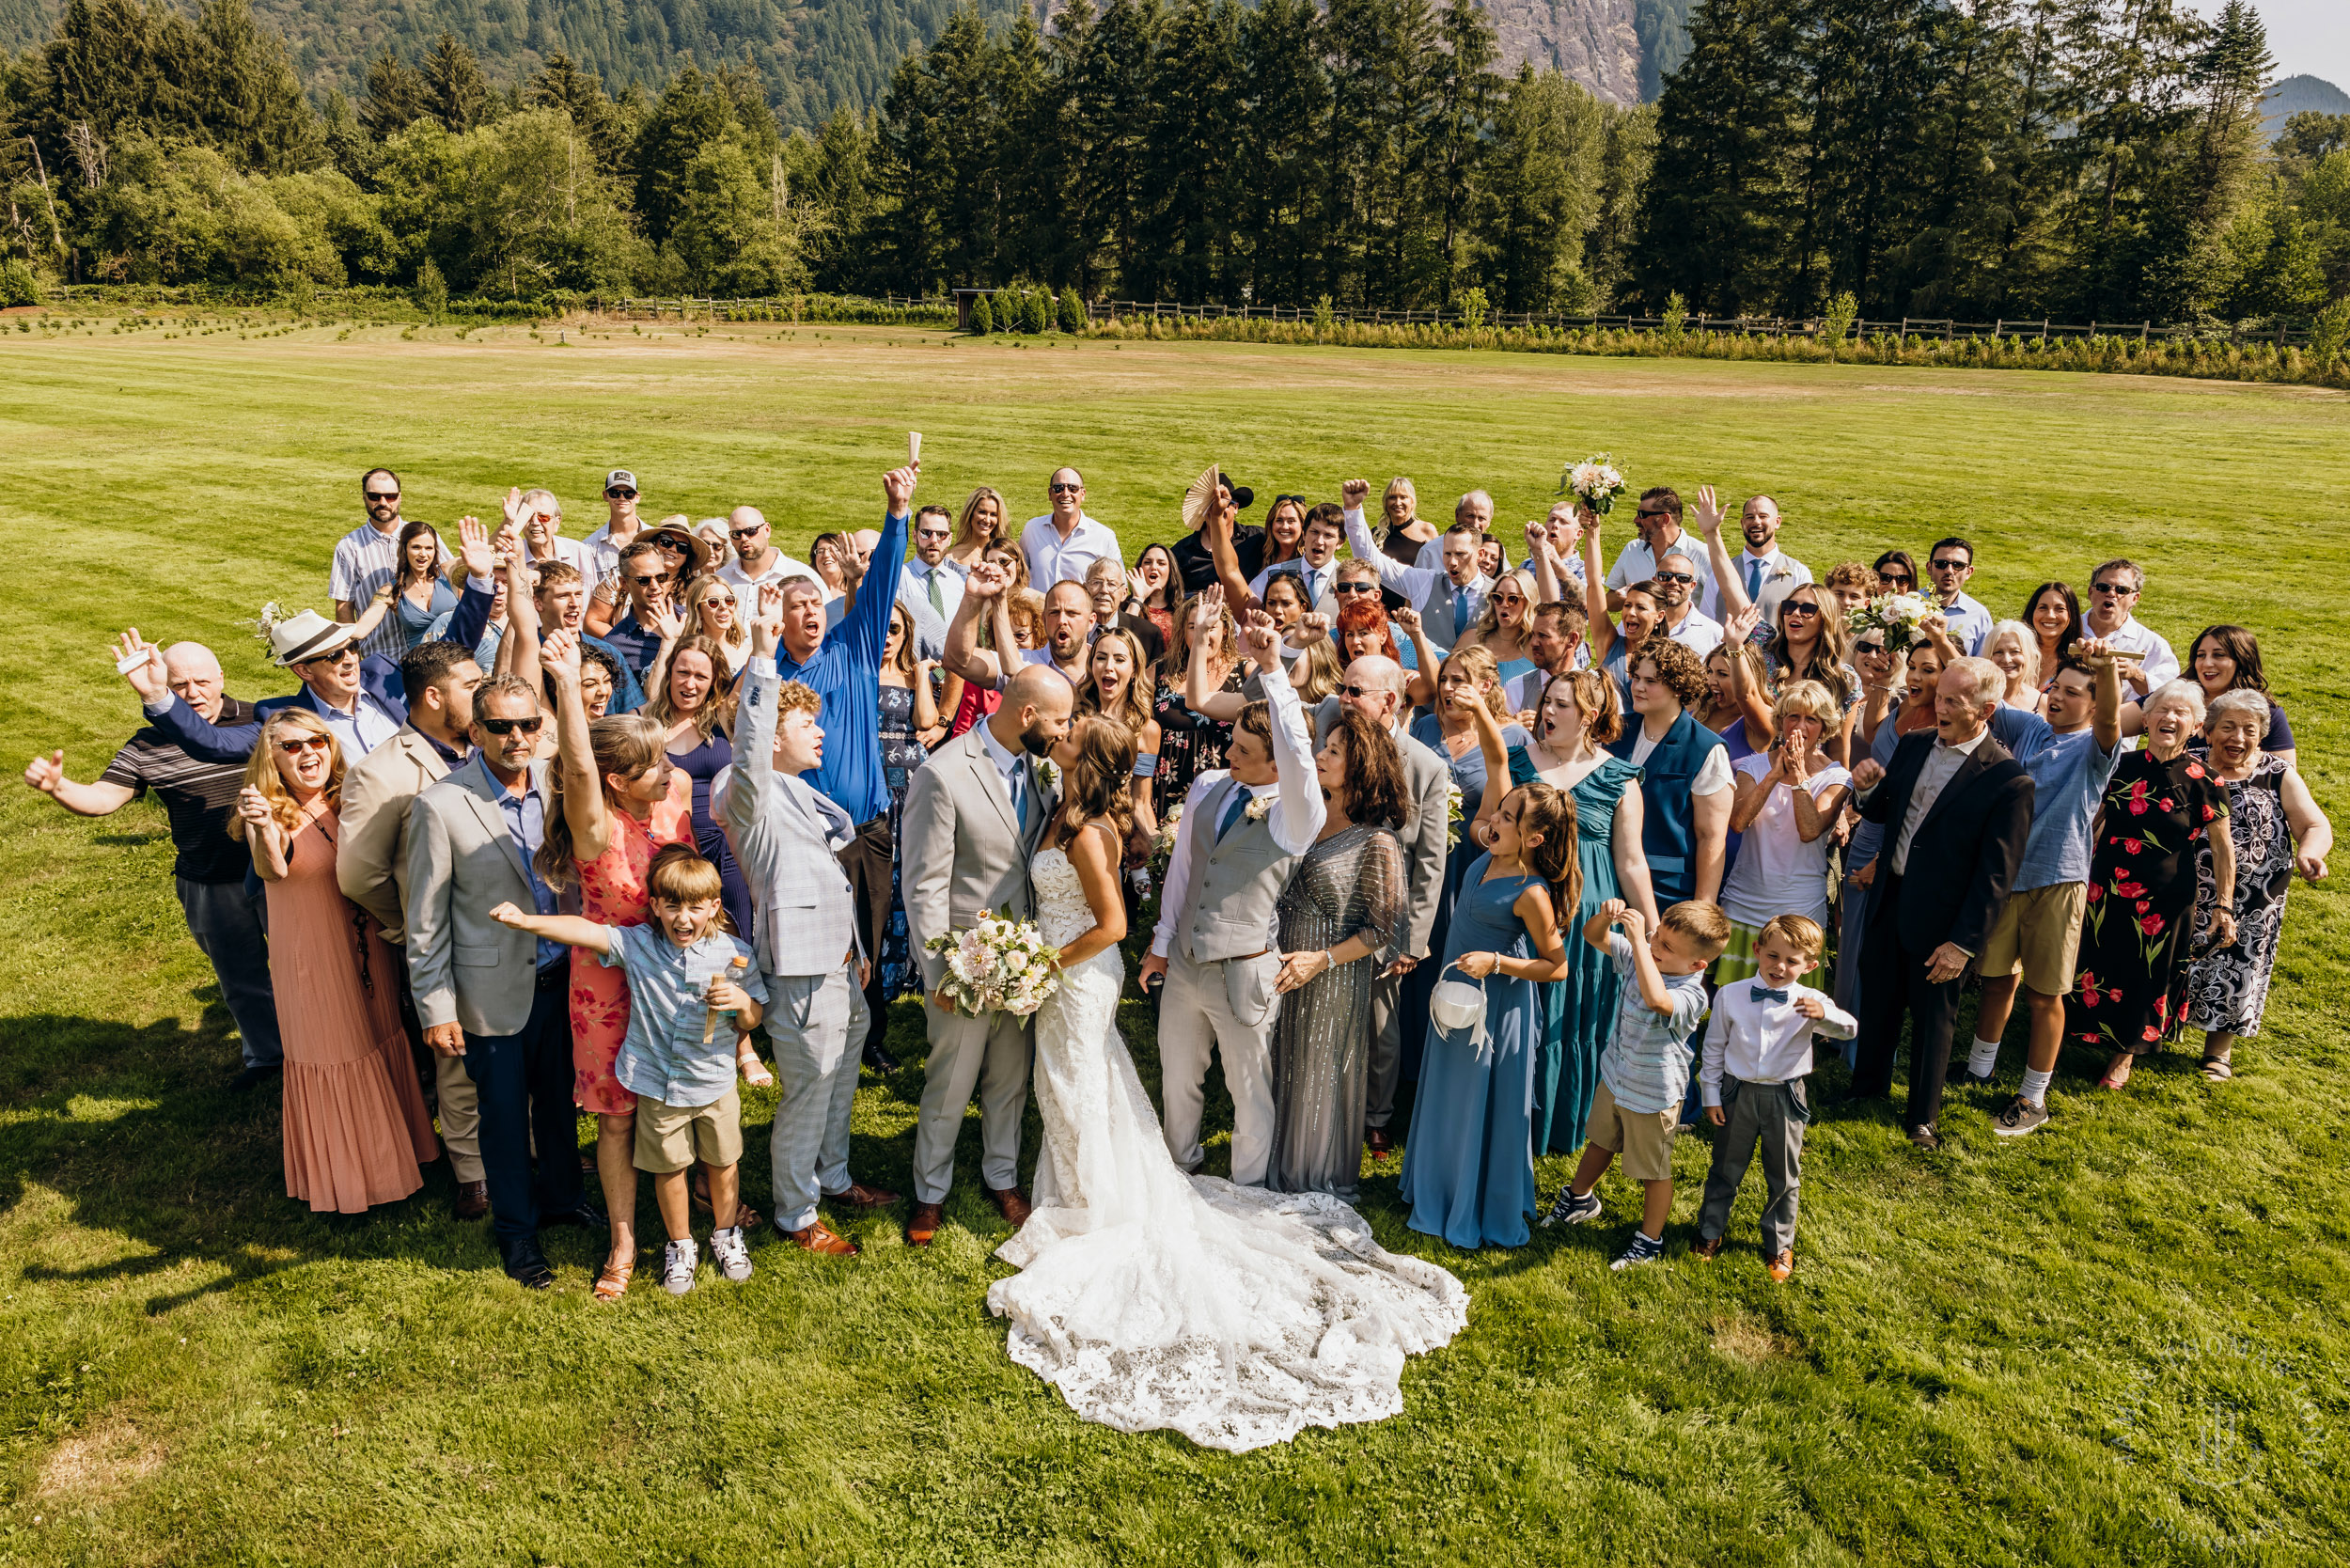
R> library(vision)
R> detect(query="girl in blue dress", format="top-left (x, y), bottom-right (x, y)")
top-left (1400, 698), bottom-right (1581, 1251)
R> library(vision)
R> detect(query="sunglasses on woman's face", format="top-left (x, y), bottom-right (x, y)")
top-left (704, 595), bottom-right (735, 607)
top-left (1782, 602), bottom-right (1821, 619)
top-left (479, 715), bottom-right (543, 736)
top-left (1878, 572), bottom-right (1912, 588)
top-left (276, 734), bottom-right (334, 756)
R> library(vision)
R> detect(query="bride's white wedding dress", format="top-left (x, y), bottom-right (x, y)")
top-left (986, 846), bottom-right (1468, 1453)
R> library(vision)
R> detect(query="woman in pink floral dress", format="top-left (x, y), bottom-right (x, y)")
top-left (2062, 682), bottom-right (2233, 1091)
top-left (539, 641), bottom-right (694, 1298)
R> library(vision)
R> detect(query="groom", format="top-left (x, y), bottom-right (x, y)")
top-left (1137, 615), bottom-right (1324, 1185)
top-left (900, 662), bottom-right (1074, 1246)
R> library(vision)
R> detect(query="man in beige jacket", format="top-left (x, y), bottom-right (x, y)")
top-left (337, 638), bottom-right (490, 1218)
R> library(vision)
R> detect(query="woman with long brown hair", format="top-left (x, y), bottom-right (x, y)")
top-left (1080, 625), bottom-right (1163, 846)
top-left (876, 600), bottom-right (941, 1011)
top-left (646, 631), bottom-right (753, 951)
top-left (1261, 709), bottom-right (1411, 1200)
top-left (539, 633), bottom-right (698, 1299)
top-left (2024, 582), bottom-right (2082, 687)
top-left (232, 707), bottom-right (435, 1213)
top-left (344, 519), bottom-right (456, 657)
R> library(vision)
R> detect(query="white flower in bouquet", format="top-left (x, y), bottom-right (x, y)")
top-left (927, 907), bottom-right (1062, 1017)
top-left (1557, 453), bottom-right (1628, 515)
top-left (1851, 591), bottom-right (1936, 651)
top-left (1446, 781), bottom-right (1465, 827)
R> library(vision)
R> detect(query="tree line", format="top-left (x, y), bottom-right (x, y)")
top-left (3, 0), bottom-right (2346, 323)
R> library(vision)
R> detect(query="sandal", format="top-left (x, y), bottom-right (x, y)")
top-left (689, 1173), bottom-right (766, 1233)
top-left (2200, 1054), bottom-right (2233, 1082)
top-left (593, 1257), bottom-right (634, 1302)
top-left (2097, 1056), bottom-right (2135, 1090)
top-left (736, 1040), bottom-right (775, 1089)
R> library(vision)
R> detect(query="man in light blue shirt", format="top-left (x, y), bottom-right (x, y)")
top-left (1970, 642), bottom-right (2125, 1135)
top-left (896, 503), bottom-right (963, 660)
top-left (1926, 536), bottom-right (1993, 655)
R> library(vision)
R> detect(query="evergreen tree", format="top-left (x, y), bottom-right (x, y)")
top-left (1423, 0), bottom-right (1501, 306)
top-left (1475, 65), bottom-right (1603, 313)
top-left (526, 51), bottom-right (632, 177)
top-left (360, 47), bottom-right (430, 141)
top-left (1234, 0), bottom-right (1330, 307)
top-left (1585, 101), bottom-right (1656, 307)
top-left (1137, 0), bottom-right (1243, 302)
top-left (421, 31), bottom-right (492, 134)
top-left (634, 67), bottom-right (744, 246)
top-left (190, 0), bottom-right (321, 175)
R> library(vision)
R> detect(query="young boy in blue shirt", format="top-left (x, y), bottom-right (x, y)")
top-left (493, 845), bottom-right (767, 1296)
top-left (1543, 898), bottom-right (1729, 1269)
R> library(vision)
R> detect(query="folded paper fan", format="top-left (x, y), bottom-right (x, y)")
top-left (1181, 464), bottom-right (1221, 531)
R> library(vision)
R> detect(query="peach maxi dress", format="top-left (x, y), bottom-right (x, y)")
top-left (267, 808), bottom-right (439, 1213)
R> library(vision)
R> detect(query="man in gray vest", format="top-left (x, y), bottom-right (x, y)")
top-left (1138, 616), bottom-right (1324, 1185)
top-left (1308, 654), bottom-right (1450, 1158)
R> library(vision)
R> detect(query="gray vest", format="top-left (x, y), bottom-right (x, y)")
top-left (1180, 775), bottom-right (1305, 964)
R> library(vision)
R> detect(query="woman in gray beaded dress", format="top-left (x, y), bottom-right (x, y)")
top-left (1264, 710), bottom-right (1411, 1200)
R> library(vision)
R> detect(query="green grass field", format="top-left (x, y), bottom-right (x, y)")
top-left (4, 317), bottom-right (2348, 1565)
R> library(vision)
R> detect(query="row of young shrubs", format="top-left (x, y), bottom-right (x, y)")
top-left (1055, 310), bottom-right (2350, 387)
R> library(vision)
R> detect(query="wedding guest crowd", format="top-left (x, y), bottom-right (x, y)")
top-left (34, 454), bottom-right (2330, 1293)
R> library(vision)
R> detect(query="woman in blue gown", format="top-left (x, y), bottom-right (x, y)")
top-left (1400, 700), bottom-right (1581, 1251)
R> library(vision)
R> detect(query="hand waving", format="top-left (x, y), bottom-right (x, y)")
top-left (113, 628), bottom-right (169, 703)
top-left (457, 515), bottom-right (495, 582)
top-left (1693, 484), bottom-right (1724, 540)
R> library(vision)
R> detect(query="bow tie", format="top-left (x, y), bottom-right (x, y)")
top-left (1749, 985), bottom-right (1790, 1004)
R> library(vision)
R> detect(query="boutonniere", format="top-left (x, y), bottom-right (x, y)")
top-left (1244, 796), bottom-right (1273, 824)
top-left (1034, 758), bottom-right (1060, 794)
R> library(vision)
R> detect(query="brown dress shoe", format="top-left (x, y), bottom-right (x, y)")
top-left (453, 1180), bottom-right (490, 1221)
top-left (832, 1182), bottom-right (901, 1209)
top-left (1365, 1127), bottom-right (1395, 1158)
top-left (1765, 1247), bottom-right (1794, 1282)
top-left (789, 1220), bottom-right (858, 1256)
top-left (905, 1201), bottom-right (945, 1247)
top-left (987, 1185), bottom-right (1032, 1228)
top-left (1689, 1234), bottom-right (1724, 1261)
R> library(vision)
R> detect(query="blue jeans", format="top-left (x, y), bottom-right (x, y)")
top-left (463, 971), bottom-right (584, 1249)
top-left (176, 875), bottom-right (282, 1068)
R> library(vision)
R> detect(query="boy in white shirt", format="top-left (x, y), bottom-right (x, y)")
top-left (1691, 914), bottom-right (1855, 1281)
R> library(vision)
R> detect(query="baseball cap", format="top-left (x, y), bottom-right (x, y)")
top-left (605, 469), bottom-right (638, 493)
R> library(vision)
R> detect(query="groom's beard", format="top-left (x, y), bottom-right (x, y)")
top-left (1019, 722), bottom-right (1056, 758)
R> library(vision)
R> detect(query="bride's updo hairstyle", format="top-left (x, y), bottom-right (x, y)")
top-left (1054, 713), bottom-right (1136, 852)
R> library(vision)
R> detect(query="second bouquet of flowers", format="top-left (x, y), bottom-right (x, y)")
top-left (927, 908), bottom-right (1062, 1017)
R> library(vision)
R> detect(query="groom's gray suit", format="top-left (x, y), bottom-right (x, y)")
top-left (901, 718), bottom-right (1058, 1205)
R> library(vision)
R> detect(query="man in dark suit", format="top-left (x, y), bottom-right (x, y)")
top-left (1848, 655), bottom-right (2035, 1150)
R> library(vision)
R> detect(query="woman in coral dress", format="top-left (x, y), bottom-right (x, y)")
top-left (540, 638), bottom-right (695, 1298)
top-left (233, 710), bottom-right (436, 1215)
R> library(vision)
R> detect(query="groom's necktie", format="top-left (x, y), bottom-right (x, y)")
top-left (1216, 787), bottom-right (1250, 842)
top-left (1007, 759), bottom-right (1027, 832)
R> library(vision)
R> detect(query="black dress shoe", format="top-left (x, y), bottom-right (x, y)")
top-left (544, 1198), bottom-right (608, 1231)
top-left (501, 1241), bottom-right (556, 1290)
top-left (228, 1063), bottom-right (282, 1091)
top-left (1908, 1123), bottom-right (1941, 1152)
top-left (862, 1040), bottom-right (900, 1074)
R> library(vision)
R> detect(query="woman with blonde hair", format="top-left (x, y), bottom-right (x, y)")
top-left (1761, 584), bottom-right (1858, 763)
top-left (1714, 680), bottom-right (1854, 990)
top-left (1288, 636), bottom-right (1342, 703)
top-left (1491, 670), bottom-right (1655, 1152)
top-left (231, 707), bottom-right (435, 1214)
top-left (538, 635), bottom-right (700, 1298)
top-left (1459, 567), bottom-right (1541, 682)
top-left (1158, 588), bottom-right (1244, 818)
top-left (948, 486), bottom-right (1010, 572)
top-left (1985, 619), bottom-right (2043, 713)
top-left (682, 575), bottom-right (752, 675)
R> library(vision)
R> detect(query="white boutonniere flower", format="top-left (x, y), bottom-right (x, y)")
top-left (1244, 796), bottom-right (1273, 824)
top-left (1034, 758), bottom-right (1060, 794)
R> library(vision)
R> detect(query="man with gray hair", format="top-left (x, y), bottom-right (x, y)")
top-left (33, 640), bottom-right (283, 1088)
top-left (1847, 654), bottom-right (2035, 1152)
top-left (1308, 652), bottom-right (1449, 1157)
top-left (2079, 557), bottom-right (2177, 697)
top-left (508, 486), bottom-right (587, 572)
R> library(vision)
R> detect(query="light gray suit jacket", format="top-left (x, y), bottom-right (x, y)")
top-left (405, 753), bottom-right (556, 1036)
top-left (901, 721), bottom-right (1057, 990)
top-left (717, 663), bottom-right (863, 978)
top-left (337, 725), bottom-right (455, 944)
top-left (1313, 697), bottom-right (1451, 960)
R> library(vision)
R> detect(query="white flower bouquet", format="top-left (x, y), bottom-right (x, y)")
top-left (1446, 780), bottom-right (1465, 829)
top-left (927, 907), bottom-right (1061, 1018)
top-left (1557, 453), bottom-right (1628, 515)
top-left (1848, 592), bottom-right (1937, 652)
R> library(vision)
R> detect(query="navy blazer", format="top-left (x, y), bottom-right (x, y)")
top-left (1857, 729), bottom-right (2035, 957)
top-left (146, 579), bottom-right (494, 764)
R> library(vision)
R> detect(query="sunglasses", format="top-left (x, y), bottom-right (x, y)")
top-left (1493, 593), bottom-right (1528, 606)
top-left (2091, 581), bottom-right (2135, 596)
top-left (304, 647), bottom-right (362, 666)
top-left (479, 715), bottom-right (544, 736)
top-left (1930, 558), bottom-right (1969, 572)
top-left (606, 488), bottom-right (637, 500)
top-left (916, 527), bottom-right (954, 541)
top-left (1856, 638), bottom-right (1887, 652)
top-left (365, 492), bottom-right (400, 503)
top-left (702, 594), bottom-right (736, 606)
top-left (1653, 572), bottom-right (1695, 584)
top-left (1338, 682), bottom-right (1385, 699)
top-left (1781, 601), bottom-right (1821, 618)
top-left (1049, 482), bottom-right (1082, 494)
top-left (728, 525), bottom-right (764, 539)
top-left (1878, 572), bottom-right (1913, 587)
top-left (276, 734), bottom-right (334, 756)
top-left (1333, 582), bottom-right (1379, 595)
top-left (631, 572), bottom-right (674, 587)
top-left (1635, 509), bottom-right (1673, 522)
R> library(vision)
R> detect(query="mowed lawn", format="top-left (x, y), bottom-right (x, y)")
top-left (3, 318), bottom-right (2348, 1565)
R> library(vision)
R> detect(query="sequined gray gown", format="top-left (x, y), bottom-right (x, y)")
top-left (1266, 822), bottom-right (1408, 1200)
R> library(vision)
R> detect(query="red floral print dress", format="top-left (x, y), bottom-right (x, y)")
top-left (570, 773), bottom-right (695, 1113)
top-left (2063, 747), bottom-right (2230, 1057)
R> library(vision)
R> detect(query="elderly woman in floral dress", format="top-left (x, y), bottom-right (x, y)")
top-left (2063, 680), bottom-right (2234, 1091)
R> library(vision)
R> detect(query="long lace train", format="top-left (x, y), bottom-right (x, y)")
top-left (986, 849), bottom-right (1467, 1453)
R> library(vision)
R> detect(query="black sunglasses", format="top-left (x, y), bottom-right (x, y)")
top-left (1635, 509), bottom-right (1674, 522)
top-left (1332, 582), bottom-right (1379, 595)
top-left (1781, 601), bottom-right (1821, 618)
top-left (1653, 572), bottom-right (1695, 585)
top-left (365, 491), bottom-right (400, 503)
top-left (1049, 481), bottom-right (1082, 494)
top-left (479, 715), bottom-right (543, 735)
top-left (606, 488), bottom-right (637, 499)
top-left (1338, 682), bottom-right (1381, 699)
top-left (1273, 494), bottom-right (1308, 507)
top-left (728, 525), bottom-right (764, 539)
top-left (1930, 557), bottom-right (1969, 572)
top-left (631, 572), bottom-right (674, 587)
top-left (1878, 572), bottom-right (1913, 587)
top-left (2091, 581), bottom-right (2135, 595)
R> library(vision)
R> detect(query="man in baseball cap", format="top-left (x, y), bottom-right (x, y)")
top-left (583, 468), bottom-right (646, 635)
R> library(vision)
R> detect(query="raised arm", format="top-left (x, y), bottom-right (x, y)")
top-left (841, 469), bottom-right (915, 666)
top-left (1340, 478), bottom-right (1439, 602)
top-left (541, 628), bottom-right (617, 864)
top-left (1580, 515), bottom-right (1617, 663)
top-left (724, 586), bottom-right (786, 856)
top-left (1526, 521), bottom-right (1563, 606)
top-left (498, 531), bottom-right (542, 686)
top-left (1465, 693), bottom-right (1514, 843)
top-left (1183, 588), bottom-right (1247, 722)
top-left (942, 558), bottom-right (1009, 688)
top-left (1246, 613), bottom-right (1326, 853)
top-left (488, 902), bottom-right (613, 953)
top-left (1205, 502), bottom-right (1260, 614)
top-left (1691, 486), bottom-right (1750, 619)
top-left (23, 749), bottom-right (136, 816)
top-left (442, 518), bottom-right (501, 655)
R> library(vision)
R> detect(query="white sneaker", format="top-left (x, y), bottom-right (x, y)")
top-left (662, 1238), bottom-right (698, 1295)
top-left (710, 1226), bottom-right (754, 1283)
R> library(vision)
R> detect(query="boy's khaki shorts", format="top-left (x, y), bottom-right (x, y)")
top-left (1588, 1080), bottom-right (1681, 1184)
top-left (634, 1086), bottom-right (742, 1174)
top-left (1978, 882), bottom-right (2088, 997)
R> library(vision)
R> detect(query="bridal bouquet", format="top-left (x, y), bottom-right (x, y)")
top-left (1556, 453), bottom-right (1627, 515)
top-left (1848, 592), bottom-right (1936, 652)
top-left (928, 909), bottom-right (1061, 1018)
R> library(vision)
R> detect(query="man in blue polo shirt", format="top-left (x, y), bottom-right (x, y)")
top-left (776, 462), bottom-right (915, 1069)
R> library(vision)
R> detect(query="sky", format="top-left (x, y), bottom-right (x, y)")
top-left (2209, 0), bottom-right (2349, 90)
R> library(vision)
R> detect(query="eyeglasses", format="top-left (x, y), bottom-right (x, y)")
top-left (1653, 572), bottom-right (1695, 585)
top-left (1930, 557), bottom-right (1969, 572)
top-left (606, 488), bottom-right (637, 500)
top-left (1333, 582), bottom-right (1379, 595)
top-left (1878, 572), bottom-right (1913, 588)
top-left (1856, 638), bottom-right (1887, 652)
top-left (479, 715), bottom-right (544, 736)
top-left (1049, 481), bottom-right (1082, 495)
top-left (916, 527), bottom-right (953, 541)
top-left (275, 734), bottom-right (334, 756)
top-left (728, 525), bottom-right (764, 539)
top-left (703, 594), bottom-right (736, 607)
top-left (1781, 601), bottom-right (1821, 619)
top-left (2091, 581), bottom-right (2135, 596)
top-left (631, 572), bottom-right (674, 587)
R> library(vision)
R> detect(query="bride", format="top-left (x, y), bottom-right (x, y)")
top-left (988, 711), bottom-right (1467, 1453)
